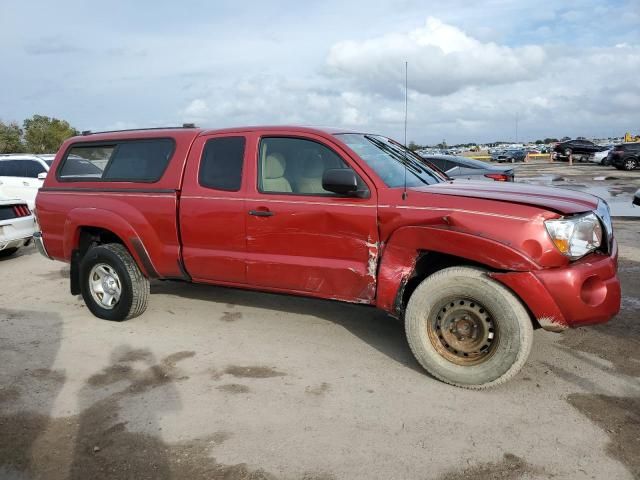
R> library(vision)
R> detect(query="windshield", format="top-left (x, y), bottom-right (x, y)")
top-left (44, 160), bottom-right (54, 166)
top-left (336, 133), bottom-right (444, 187)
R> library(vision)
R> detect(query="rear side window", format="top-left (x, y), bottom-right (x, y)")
top-left (0, 160), bottom-right (23, 177)
top-left (25, 160), bottom-right (46, 178)
top-left (199, 136), bottom-right (245, 191)
top-left (58, 139), bottom-right (175, 182)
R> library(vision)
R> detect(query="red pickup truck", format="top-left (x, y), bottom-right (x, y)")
top-left (34, 126), bottom-right (621, 388)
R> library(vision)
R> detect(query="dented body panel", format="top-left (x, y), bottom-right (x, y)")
top-left (36, 125), bottom-right (621, 331)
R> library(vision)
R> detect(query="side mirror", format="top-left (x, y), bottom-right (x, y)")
top-left (322, 168), bottom-right (359, 196)
top-left (37, 172), bottom-right (47, 180)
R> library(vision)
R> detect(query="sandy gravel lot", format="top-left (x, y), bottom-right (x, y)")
top-left (1, 163), bottom-right (638, 479)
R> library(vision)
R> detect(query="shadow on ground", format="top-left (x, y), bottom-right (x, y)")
top-left (151, 280), bottom-right (422, 375)
top-left (0, 308), bottom-right (64, 478)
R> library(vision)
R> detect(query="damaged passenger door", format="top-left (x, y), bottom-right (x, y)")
top-left (245, 132), bottom-right (379, 303)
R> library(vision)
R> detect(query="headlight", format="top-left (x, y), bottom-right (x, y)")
top-left (544, 212), bottom-right (603, 260)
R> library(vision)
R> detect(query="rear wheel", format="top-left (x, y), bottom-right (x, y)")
top-left (80, 243), bottom-right (149, 321)
top-left (623, 158), bottom-right (638, 171)
top-left (405, 267), bottom-right (533, 389)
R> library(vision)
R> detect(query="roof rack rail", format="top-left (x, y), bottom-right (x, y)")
top-left (80, 125), bottom-right (198, 136)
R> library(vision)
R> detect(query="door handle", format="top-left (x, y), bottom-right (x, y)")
top-left (248, 209), bottom-right (274, 217)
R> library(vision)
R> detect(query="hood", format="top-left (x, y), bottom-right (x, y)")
top-left (411, 181), bottom-right (599, 215)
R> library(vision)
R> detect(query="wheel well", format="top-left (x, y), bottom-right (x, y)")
top-left (77, 226), bottom-right (124, 258)
top-left (70, 227), bottom-right (126, 296)
top-left (398, 251), bottom-right (488, 314)
top-left (397, 251), bottom-right (542, 329)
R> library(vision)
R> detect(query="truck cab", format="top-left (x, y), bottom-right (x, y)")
top-left (34, 126), bottom-right (621, 388)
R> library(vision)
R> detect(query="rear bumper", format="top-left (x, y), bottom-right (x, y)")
top-left (491, 242), bottom-right (621, 331)
top-left (33, 231), bottom-right (52, 259)
top-left (0, 215), bottom-right (35, 251)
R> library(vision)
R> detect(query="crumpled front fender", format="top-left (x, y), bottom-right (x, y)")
top-left (375, 225), bottom-right (540, 314)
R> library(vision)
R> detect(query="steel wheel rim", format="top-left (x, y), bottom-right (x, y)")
top-left (626, 159), bottom-right (635, 170)
top-left (89, 263), bottom-right (122, 309)
top-left (426, 298), bottom-right (498, 366)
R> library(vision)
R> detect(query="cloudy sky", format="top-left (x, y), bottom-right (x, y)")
top-left (1, 0), bottom-right (639, 144)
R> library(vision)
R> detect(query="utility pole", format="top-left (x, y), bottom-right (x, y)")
top-left (515, 111), bottom-right (519, 144)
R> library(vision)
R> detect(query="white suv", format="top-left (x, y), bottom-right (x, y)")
top-left (0, 154), bottom-right (53, 209)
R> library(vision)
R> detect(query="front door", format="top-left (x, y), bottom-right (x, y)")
top-left (245, 134), bottom-right (379, 303)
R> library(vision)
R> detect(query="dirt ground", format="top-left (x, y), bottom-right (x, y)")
top-left (1, 162), bottom-right (639, 479)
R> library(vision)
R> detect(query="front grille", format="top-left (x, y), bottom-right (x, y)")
top-left (0, 204), bottom-right (30, 221)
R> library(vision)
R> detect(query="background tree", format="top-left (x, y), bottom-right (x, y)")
top-left (408, 141), bottom-right (419, 151)
top-left (0, 121), bottom-right (24, 153)
top-left (23, 114), bottom-right (78, 153)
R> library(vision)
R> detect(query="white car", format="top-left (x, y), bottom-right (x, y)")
top-left (0, 154), bottom-right (53, 210)
top-left (0, 197), bottom-right (36, 258)
top-left (590, 148), bottom-right (612, 165)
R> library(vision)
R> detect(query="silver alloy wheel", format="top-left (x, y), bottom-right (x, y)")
top-left (88, 263), bottom-right (122, 309)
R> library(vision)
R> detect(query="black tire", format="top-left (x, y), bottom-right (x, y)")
top-left (0, 247), bottom-right (19, 258)
top-left (623, 157), bottom-right (638, 171)
top-left (80, 243), bottom-right (149, 321)
top-left (405, 266), bottom-right (533, 389)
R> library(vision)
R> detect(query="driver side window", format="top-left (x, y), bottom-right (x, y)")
top-left (258, 137), bottom-right (362, 195)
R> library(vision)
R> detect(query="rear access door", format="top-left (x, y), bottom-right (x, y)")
top-left (179, 132), bottom-right (248, 284)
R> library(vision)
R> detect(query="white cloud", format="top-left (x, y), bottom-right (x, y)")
top-left (182, 99), bottom-right (209, 118)
top-left (3, 2), bottom-right (639, 144)
top-left (326, 17), bottom-right (546, 97)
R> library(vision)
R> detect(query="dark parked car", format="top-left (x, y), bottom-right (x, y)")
top-left (552, 139), bottom-right (606, 160)
top-left (490, 148), bottom-right (527, 163)
top-left (422, 155), bottom-right (514, 181)
top-left (608, 143), bottom-right (640, 170)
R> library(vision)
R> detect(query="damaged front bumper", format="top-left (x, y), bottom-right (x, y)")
top-left (490, 240), bottom-right (621, 332)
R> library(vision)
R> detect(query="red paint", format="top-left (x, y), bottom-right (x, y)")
top-left (36, 126), bottom-right (621, 330)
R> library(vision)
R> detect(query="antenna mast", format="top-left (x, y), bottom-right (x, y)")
top-left (402, 61), bottom-right (408, 201)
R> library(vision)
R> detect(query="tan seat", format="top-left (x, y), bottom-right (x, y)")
top-left (296, 151), bottom-right (326, 194)
top-left (262, 153), bottom-right (292, 193)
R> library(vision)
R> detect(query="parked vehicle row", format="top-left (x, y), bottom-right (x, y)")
top-left (549, 138), bottom-right (639, 170)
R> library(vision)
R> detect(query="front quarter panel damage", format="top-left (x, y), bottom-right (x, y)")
top-left (375, 225), bottom-right (541, 315)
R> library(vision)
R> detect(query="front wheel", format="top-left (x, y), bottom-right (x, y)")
top-left (405, 267), bottom-right (533, 389)
top-left (80, 243), bottom-right (150, 321)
